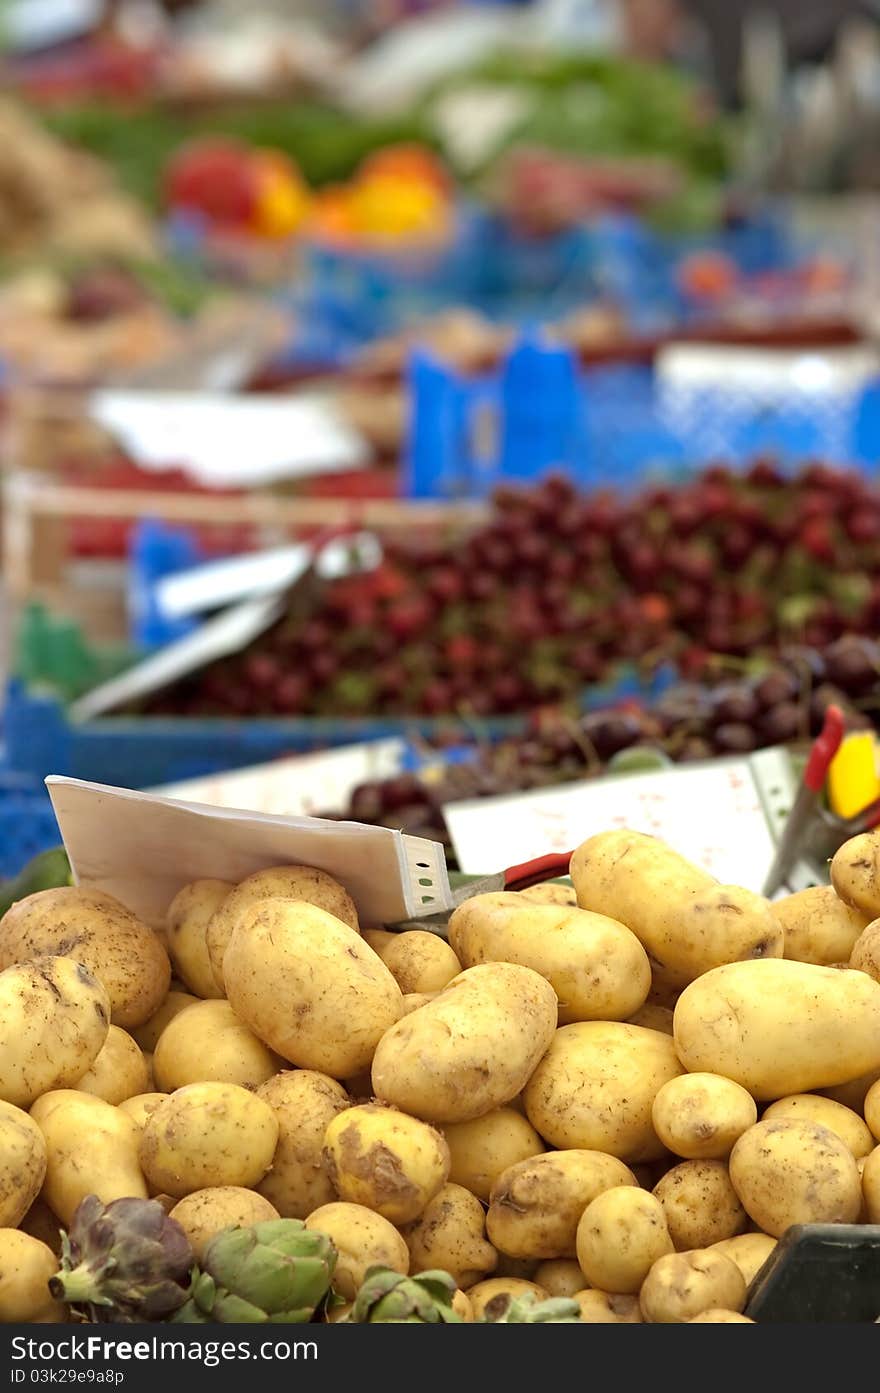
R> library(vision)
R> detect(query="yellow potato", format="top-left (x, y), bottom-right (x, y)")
top-left (372, 963), bottom-right (558, 1125)
top-left (712, 1234), bottom-right (776, 1287)
top-left (651, 1073), bottom-right (757, 1161)
top-left (488, 1150), bottom-right (638, 1260)
top-left (378, 932), bottom-right (462, 995)
top-left (452, 1290), bottom-right (473, 1321)
top-left (169, 1187), bottom-right (280, 1260)
top-left (575, 1188), bottom-right (673, 1294)
top-left (224, 900), bottom-right (401, 1078)
top-left (865, 1080), bottom-right (880, 1140)
top-left (640, 1249), bottom-right (746, 1323)
top-left (207, 865), bottom-right (359, 989)
top-left (448, 892), bottom-right (651, 1024)
top-left (304, 1202), bottom-right (408, 1302)
top-left (533, 1260), bottom-right (585, 1298)
top-left (0, 1231), bottom-right (65, 1322)
top-left (32, 1091), bottom-right (147, 1224)
top-left (729, 1119), bottom-right (861, 1237)
top-left (0, 957), bottom-right (110, 1107)
top-left (402, 1183), bottom-right (497, 1290)
top-left (323, 1104), bottom-right (450, 1224)
top-left (256, 1071), bottom-right (350, 1219)
top-left (467, 1278), bottom-right (549, 1321)
top-left (570, 829), bottom-right (783, 988)
top-left (689, 1310), bottom-right (754, 1323)
top-left (831, 831), bottom-right (880, 917)
top-left (673, 959), bottom-right (880, 1099)
top-left (153, 1000), bottom-right (282, 1092)
top-left (776, 886), bottom-right (869, 966)
top-left (117, 1093), bottom-right (169, 1131)
top-left (0, 887), bottom-right (170, 1027)
top-left (139, 1082), bottom-right (278, 1199)
top-left (850, 917), bottom-right (880, 983)
top-left (363, 930), bottom-right (397, 956)
top-left (627, 1004), bottom-right (674, 1035)
top-left (762, 1094), bottom-right (873, 1158)
top-left (653, 1161), bottom-right (747, 1250)
top-left (398, 993), bottom-right (436, 1018)
top-left (523, 1021), bottom-right (684, 1161)
top-left (165, 879), bottom-right (232, 998)
top-left (0, 1101), bottom-right (46, 1227)
top-left (862, 1146), bottom-right (880, 1222)
top-left (130, 991), bottom-right (200, 1053)
top-left (74, 1027), bottom-right (150, 1105)
top-left (573, 1290), bottom-right (642, 1322)
top-left (443, 1107), bottom-right (546, 1202)
top-left (517, 883), bottom-right (577, 907)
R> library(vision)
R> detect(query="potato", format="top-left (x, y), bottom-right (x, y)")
top-left (534, 1259), bottom-right (591, 1298)
top-left (165, 880), bottom-right (232, 998)
top-left (304, 1202), bottom-right (408, 1301)
top-left (452, 1290), bottom-right (473, 1321)
top-left (865, 1080), bottom-right (880, 1140)
top-left (862, 1146), bottom-right (880, 1222)
top-left (207, 866), bottom-right (359, 989)
top-left (573, 1290), bottom-right (642, 1322)
top-left (139, 1082), bottom-right (279, 1199)
top-left (712, 1234), bottom-right (776, 1286)
top-left (850, 916), bottom-right (880, 979)
top-left (117, 1093), bottom-right (169, 1131)
top-left (729, 1119), bottom-right (861, 1237)
top-left (517, 883), bottom-right (576, 907)
top-left (153, 1000), bottom-right (281, 1092)
top-left (820, 1067), bottom-right (880, 1112)
top-left (627, 1004), bottom-right (674, 1035)
top-left (33, 1091), bottom-right (147, 1224)
top-left (169, 1187), bottom-right (279, 1260)
top-left (523, 1021), bottom-right (683, 1161)
top-left (378, 932), bottom-right (462, 995)
top-left (653, 1161), bottom-right (747, 1250)
top-left (0, 1231), bottom-right (65, 1322)
top-left (74, 1027), bottom-right (150, 1105)
top-left (0, 957), bottom-right (110, 1107)
top-left (651, 1073), bottom-right (757, 1161)
top-left (831, 831), bottom-right (880, 917)
top-left (224, 900), bottom-right (401, 1078)
top-left (0, 887), bottom-right (170, 1027)
top-left (323, 1103), bottom-right (450, 1224)
top-left (570, 830), bottom-right (783, 988)
top-left (467, 1278), bottom-right (549, 1320)
top-left (0, 1101), bottom-right (46, 1227)
top-left (16, 1199), bottom-right (63, 1258)
top-left (402, 1183), bottom-right (497, 1289)
top-left (443, 1108), bottom-right (545, 1202)
top-left (776, 886), bottom-right (869, 966)
top-left (689, 1310), bottom-right (754, 1323)
top-left (640, 1249), bottom-right (746, 1322)
top-left (372, 963), bottom-right (558, 1124)
top-left (130, 991), bottom-right (200, 1053)
top-left (362, 930), bottom-right (396, 956)
top-left (255, 1071), bottom-right (350, 1219)
top-left (448, 892), bottom-right (651, 1023)
top-left (673, 960), bottom-right (880, 1099)
top-left (398, 993), bottom-right (436, 1018)
top-left (488, 1151), bottom-right (638, 1260)
top-left (575, 1188), bottom-right (673, 1293)
top-left (762, 1094), bottom-right (873, 1158)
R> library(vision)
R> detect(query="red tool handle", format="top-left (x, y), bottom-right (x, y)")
top-left (503, 852), bottom-right (575, 892)
top-left (804, 704), bottom-right (846, 793)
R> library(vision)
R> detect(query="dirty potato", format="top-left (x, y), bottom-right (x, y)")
top-left (139, 1082), bottom-right (279, 1199)
top-left (165, 880), bottom-right (232, 998)
top-left (442, 1107), bottom-right (545, 1202)
top-left (640, 1249), bottom-right (746, 1323)
top-left (488, 1150), bottom-right (638, 1260)
top-left (256, 1071), bottom-right (350, 1219)
top-left (653, 1161), bottom-right (748, 1250)
top-left (651, 1073), bottom-right (757, 1160)
top-left (762, 1094), bottom-right (873, 1158)
top-left (322, 1103), bottom-right (450, 1224)
top-left (402, 1183), bottom-right (497, 1290)
top-left (378, 932), bottom-right (462, 995)
top-left (729, 1119), bottom-right (862, 1237)
top-left (575, 1187), bottom-right (673, 1293)
top-left (74, 1027), bottom-right (150, 1105)
top-left (304, 1202), bottom-right (408, 1302)
top-left (0, 1101), bottom-right (46, 1227)
top-left (169, 1187), bottom-right (280, 1260)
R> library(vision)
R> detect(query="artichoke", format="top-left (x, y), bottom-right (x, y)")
top-left (172, 1219), bottom-right (336, 1323)
top-left (481, 1293), bottom-right (582, 1323)
top-left (49, 1195), bottom-right (194, 1323)
top-left (347, 1268), bottom-right (462, 1323)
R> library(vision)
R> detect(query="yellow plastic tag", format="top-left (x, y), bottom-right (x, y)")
top-left (828, 731), bottom-right (880, 820)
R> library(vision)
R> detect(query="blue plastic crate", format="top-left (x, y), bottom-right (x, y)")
top-left (0, 776), bottom-right (62, 879)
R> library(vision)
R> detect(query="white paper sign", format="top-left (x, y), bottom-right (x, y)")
top-left (444, 760), bottom-right (781, 892)
top-left (153, 740), bottom-right (407, 819)
top-left (46, 777), bottom-right (452, 929)
top-left (88, 391), bottom-right (371, 487)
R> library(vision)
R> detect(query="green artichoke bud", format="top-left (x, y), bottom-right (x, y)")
top-left (481, 1293), bottom-right (582, 1323)
top-left (172, 1220), bottom-right (336, 1324)
top-left (49, 1195), bottom-right (194, 1323)
top-left (347, 1267), bottom-right (462, 1323)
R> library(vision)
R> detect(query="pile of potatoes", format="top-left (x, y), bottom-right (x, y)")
top-left (5, 830), bottom-right (880, 1325)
